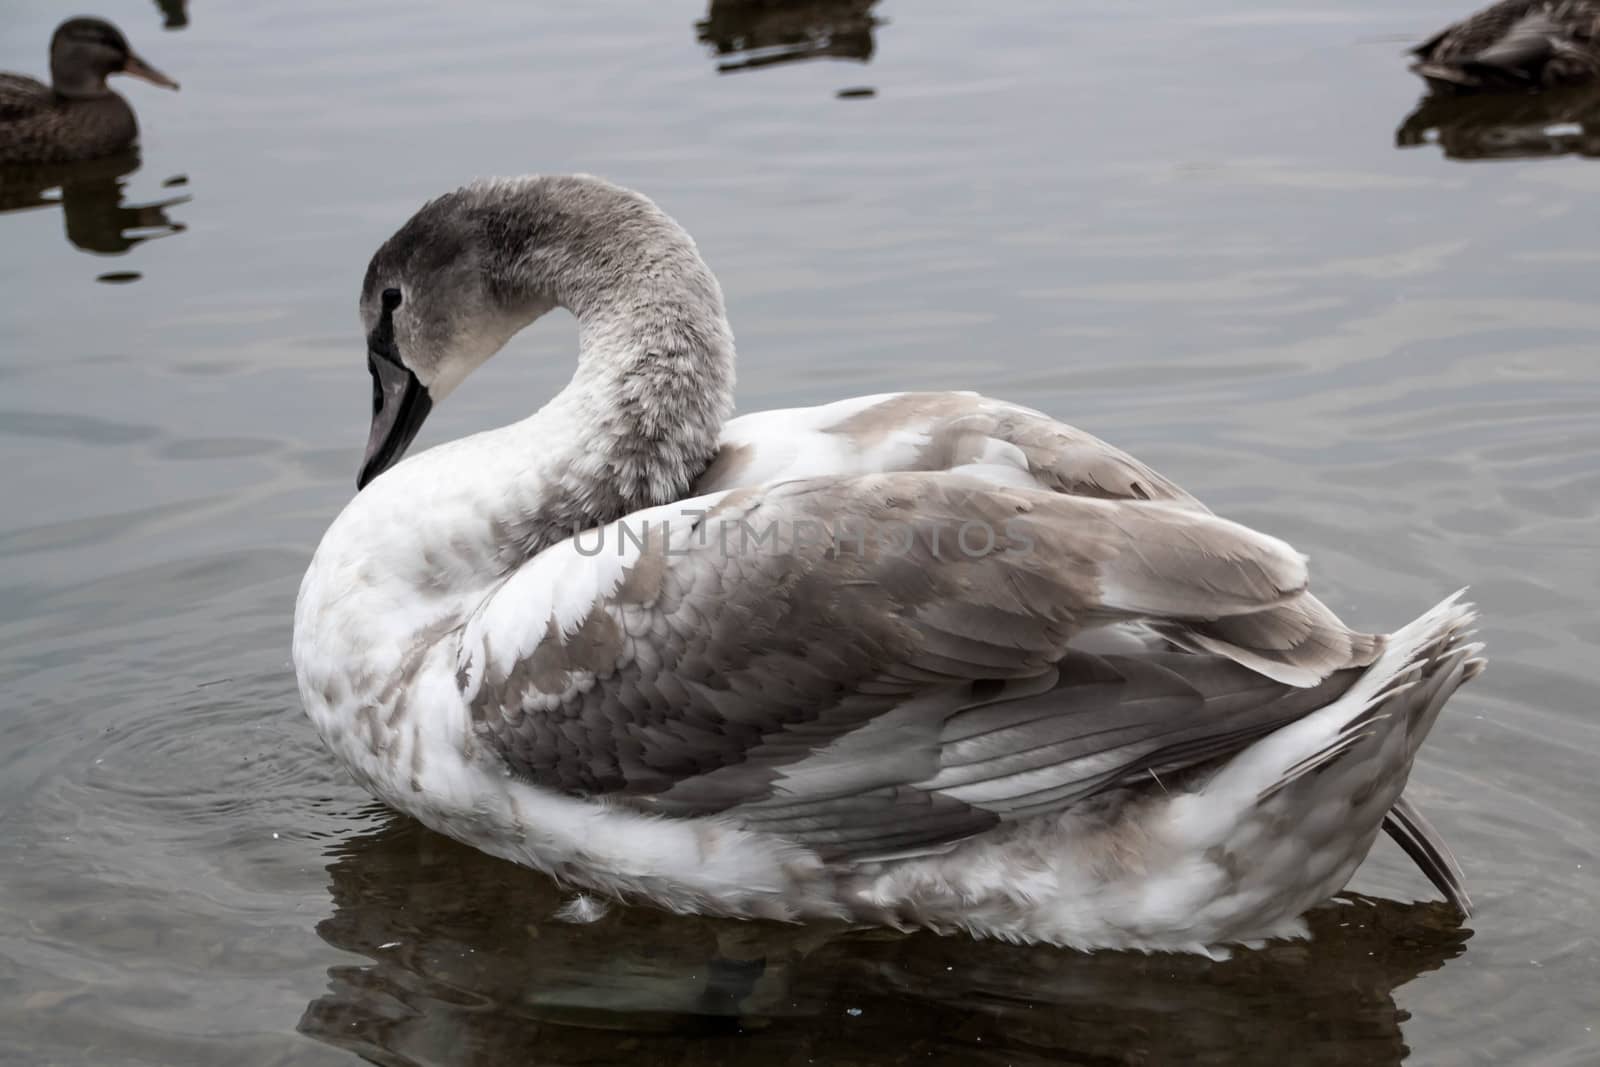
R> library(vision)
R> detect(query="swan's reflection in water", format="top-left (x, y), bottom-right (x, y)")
top-left (696, 0), bottom-right (882, 74)
top-left (300, 817), bottom-right (1470, 1066)
top-left (1397, 88), bottom-right (1600, 161)
top-left (0, 151), bottom-right (188, 269)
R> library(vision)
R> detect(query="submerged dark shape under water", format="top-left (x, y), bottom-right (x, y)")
top-left (300, 817), bottom-right (1470, 1067)
top-left (0, 150), bottom-right (188, 259)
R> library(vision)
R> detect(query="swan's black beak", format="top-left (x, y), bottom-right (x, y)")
top-left (357, 289), bottom-right (432, 490)
top-left (358, 353), bottom-right (432, 490)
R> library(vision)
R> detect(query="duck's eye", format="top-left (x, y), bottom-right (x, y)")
top-left (382, 288), bottom-right (403, 311)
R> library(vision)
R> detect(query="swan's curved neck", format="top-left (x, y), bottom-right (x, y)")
top-left (445, 183), bottom-right (737, 569)
top-left (522, 286), bottom-right (735, 555)
top-left (319, 178), bottom-right (737, 616)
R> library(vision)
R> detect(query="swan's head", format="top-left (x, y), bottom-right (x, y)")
top-left (355, 184), bottom-right (562, 489)
top-left (50, 18), bottom-right (178, 99)
top-left (354, 175), bottom-right (729, 491)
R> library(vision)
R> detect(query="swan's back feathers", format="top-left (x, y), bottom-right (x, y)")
top-left (704, 392), bottom-right (1379, 687)
top-left (448, 390), bottom-right (1456, 878)
top-left (704, 391), bottom-right (1205, 508)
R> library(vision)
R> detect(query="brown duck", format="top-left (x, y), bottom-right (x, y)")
top-left (1413, 1), bottom-right (1600, 92)
top-left (0, 17), bottom-right (178, 165)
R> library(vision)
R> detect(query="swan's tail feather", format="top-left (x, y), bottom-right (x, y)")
top-left (1179, 592), bottom-right (1482, 913)
top-left (1248, 591), bottom-right (1479, 800)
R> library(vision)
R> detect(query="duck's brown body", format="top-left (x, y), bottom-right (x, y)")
top-left (0, 18), bottom-right (176, 167)
top-left (1413, 1), bottom-right (1600, 93)
top-left (0, 74), bottom-right (138, 165)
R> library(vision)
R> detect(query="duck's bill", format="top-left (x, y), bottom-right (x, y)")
top-left (122, 53), bottom-right (179, 90)
top-left (358, 352), bottom-right (433, 490)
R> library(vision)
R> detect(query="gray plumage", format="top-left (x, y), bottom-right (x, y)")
top-left (0, 18), bottom-right (177, 166)
top-left (471, 476), bottom-right (1312, 820)
top-left (298, 175), bottom-right (1486, 946)
top-left (463, 464), bottom-right (1464, 905)
top-left (1412, 0), bottom-right (1600, 93)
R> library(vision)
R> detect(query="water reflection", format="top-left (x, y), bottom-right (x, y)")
top-left (696, 0), bottom-right (881, 74)
top-left (301, 817), bottom-right (1471, 1066)
top-left (1397, 87), bottom-right (1600, 161)
top-left (0, 151), bottom-right (188, 263)
top-left (153, 0), bottom-right (189, 31)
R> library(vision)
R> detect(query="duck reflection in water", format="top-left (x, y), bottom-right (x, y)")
top-left (0, 150), bottom-right (187, 257)
top-left (300, 816), bottom-right (1471, 1067)
top-left (1398, 86), bottom-right (1600, 160)
top-left (696, 0), bottom-right (881, 74)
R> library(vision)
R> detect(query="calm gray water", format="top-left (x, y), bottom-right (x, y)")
top-left (2, 0), bottom-right (1598, 1063)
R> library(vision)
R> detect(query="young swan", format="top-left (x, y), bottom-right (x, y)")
top-left (294, 175), bottom-right (1483, 954)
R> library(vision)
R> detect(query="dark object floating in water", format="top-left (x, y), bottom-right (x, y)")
top-left (162, 174), bottom-right (187, 187)
top-left (1410, 0), bottom-right (1600, 94)
top-left (837, 86), bottom-right (875, 99)
top-left (1398, 85), bottom-right (1600, 159)
top-left (697, 0), bottom-right (882, 74)
top-left (97, 270), bottom-right (141, 284)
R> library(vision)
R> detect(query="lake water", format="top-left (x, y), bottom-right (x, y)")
top-left (2, 0), bottom-right (1598, 1063)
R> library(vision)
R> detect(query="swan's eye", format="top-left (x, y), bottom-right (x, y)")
top-left (382, 288), bottom-right (403, 311)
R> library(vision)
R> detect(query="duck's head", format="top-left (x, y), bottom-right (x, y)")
top-left (50, 18), bottom-right (179, 100)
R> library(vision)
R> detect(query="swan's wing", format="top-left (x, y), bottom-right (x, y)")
top-left (702, 391), bottom-right (1379, 686)
top-left (458, 471), bottom-right (1363, 860)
